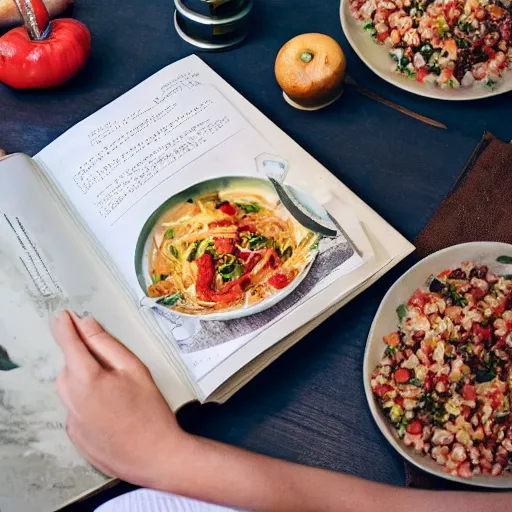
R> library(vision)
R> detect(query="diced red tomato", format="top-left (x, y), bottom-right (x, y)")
top-left (435, 374), bottom-right (450, 393)
top-left (416, 67), bottom-right (429, 83)
top-left (473, 323), bottom-right (491, 343)
top-left (408, 289), bottom-right (425, 310)
top-left (238, 224), bottom-right (256, 233)
top-left (394, 395), bottom-right (404, 407)
top-left (462, 384), bottom-right (476, 401)
top-left (394, 368), bottom-right (410, 384)
top-left (491, 392), bottom-right (502, 409)
top-left (424, 372), bottom-right (434, 391)
top-left (214, 238), bottom-right (235, 255)
top-left (438, 270), bottom-right (451, 278)
top-left (377, 31), bottom-right (389, 42)
top-left (462, 405), bottom-right (472, 420)
top-left (268, 273), bottom-right (289, 289)
top-left (492, 300), bottom-right (507, 316)
top-left (218, 202), bottom-right (236, 216)
top-left (406, 420), bottom-right (423, 435)
top-left (483, 46), bottom-right (496, 60)
top-left (373, 384), bottom-right (394, 398)
top-left (383, 332), bottom-right (400, 347)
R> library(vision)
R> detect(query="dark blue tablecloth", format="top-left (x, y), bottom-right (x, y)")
top-left (2, 0), bottom-right (511, 509)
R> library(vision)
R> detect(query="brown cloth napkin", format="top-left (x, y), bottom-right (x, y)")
top-left (415, 132), bottom-right (512, 259)
top-left (405, 132), bottom-right (512, 489)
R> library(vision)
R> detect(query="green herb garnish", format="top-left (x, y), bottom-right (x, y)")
top-left (310, 238), bottom-right (320, 251)
top-left (385, 345), bottom-right (399, 357)
top-left (236, 203), bottom-right (261, 213)
top-left (169, 245), bottom-right (180, 259)
top-left (396, 304), bottom-right (407, 324)
top-left (156, 292), bottom-right (183, 307)
top-left (164, 228), bottom-right (175, 239)
top-left (497, 255), bottom-right (512, 264)
top-left (151, 274), bottom-right (161, 284)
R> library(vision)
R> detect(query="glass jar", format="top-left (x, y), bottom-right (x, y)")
top-left (174, 0), bottom-right (253, 50)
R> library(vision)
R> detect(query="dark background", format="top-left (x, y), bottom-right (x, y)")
top-left (1, 0), bottom-right (511, 509)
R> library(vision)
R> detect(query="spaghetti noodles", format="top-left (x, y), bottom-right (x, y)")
top-left (147, 188), bottom-right (317, 315)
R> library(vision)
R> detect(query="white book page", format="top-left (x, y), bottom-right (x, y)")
top-left (34, 56), bottom-right (372, 396)
top-left (0, 155), bottom-right (194, 512)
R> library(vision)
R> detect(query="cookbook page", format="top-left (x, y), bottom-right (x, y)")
top-left (34, 56), bottom-right (368, 397)
top-left (0, 154), bottom-right (194, 512)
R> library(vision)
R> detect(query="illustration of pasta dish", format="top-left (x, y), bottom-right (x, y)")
top-left (147, 188), bottom-right (318, 314)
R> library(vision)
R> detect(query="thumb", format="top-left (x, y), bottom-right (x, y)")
top-left (69, 312), bottom-right (139, 371)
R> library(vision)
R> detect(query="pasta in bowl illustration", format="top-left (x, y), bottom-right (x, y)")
top-left (135, 176), bottom-right (322, 321)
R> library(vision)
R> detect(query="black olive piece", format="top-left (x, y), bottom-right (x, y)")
top-left (429, 278), bottom-right (446, 293)
top-left (448, 268), bottom-right (466, 280)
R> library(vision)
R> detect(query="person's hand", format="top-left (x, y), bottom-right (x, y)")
top-left (51, 311), bottom-right (191, 487)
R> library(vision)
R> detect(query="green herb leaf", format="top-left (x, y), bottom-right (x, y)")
top-left (156, 292), bottom-right (183, 307)
top-left (248, 235), bottom-right (269, 250)
top-left (385, 345), bottom-right (399, 357)
top-left (310, 237), bottom-right (320, 251)
top-left (164, 229), bottom-right (175, 239)
top-left (396, 304), bottom-right (407, 324)
top-left (0, 345), bottom-right (19, 371)
top-left (497, 255), bottom-right (512, 264)
top-left (363, 21), bottom-right (375, 31)
top-left (236, 203), bottom-right (261, 213)
top-left (280, 246), bottom-right (293, 261)
top-left (151, 274), bottom-right (161, 284)
top-left (169, 245), bottom-right (180, 259)
top-left (475, 368), bottom-right (495, 383)
top-left (219, 261), bottom-right (244, 282)
top-left (409, 378), bottom-right (422, 387)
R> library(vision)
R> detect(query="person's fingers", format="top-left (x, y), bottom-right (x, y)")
top-left (69, 312), bottom-right (139, 371)
top-left (51, 311), bottom-right (99, 376)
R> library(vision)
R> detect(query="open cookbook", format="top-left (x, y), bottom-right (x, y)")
top-left (0, 55), bottom-right (414, 512)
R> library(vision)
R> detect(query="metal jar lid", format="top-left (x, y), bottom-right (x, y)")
top-left (174, 0), bottom-right (253, 50)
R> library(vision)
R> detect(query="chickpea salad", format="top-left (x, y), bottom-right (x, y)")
top-left (371, 261), bottom-right (512, 478)
top-left (349, 0), bottom-right (512, 89)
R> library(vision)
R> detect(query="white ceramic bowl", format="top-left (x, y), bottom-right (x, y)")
top-left (340, 0), bottom-right (512, 101)
top-left (135, 176), bottom-right (320, 321)
top-left (364, 242), bottom-right (512, 487)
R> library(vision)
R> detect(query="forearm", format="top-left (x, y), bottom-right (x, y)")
top-left (143, 433), bottom-right (510, 512)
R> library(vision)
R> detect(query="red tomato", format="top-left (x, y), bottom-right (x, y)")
top-left (408, 289), bottom-right (425, 310)
top-left (219, 202), bottom-right (236, 215)
top-left (394, 395), bottom-right (404, 407)
top-left (438, 270), bottom-right (451, 278)
top-left (214, 238), bottom-right (235, 254)
top-left (492, 300), bottom-right (507, 316)
top-left (473, 324), bottom-right (491, 343)
top-left (406, 420), bottom-right (422, 435)
top-left (416, 67), bottom-right (429, 82)
top-left (394, 368), bottom-right (410, 384)
top-left (462, 405), bottom-right (472, 420)
top-left (268, 273), bottom-right (289, 290)
top-left (483, 46), bottom-right (496, 60)
top-left (377, 31), bottom-right (389, 42)
top-left (462, 384), bottom-right (476, 401)
top-left (424, 372), bottom-right (434, 391)
top-left (373, 384), bottom-right (394, 398)
top-left (491, 393), bottom-right (502, 409)
top-left (0, 19), bottom-right (91, 89)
